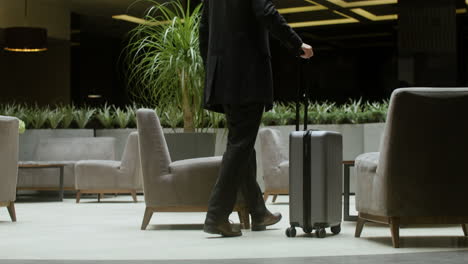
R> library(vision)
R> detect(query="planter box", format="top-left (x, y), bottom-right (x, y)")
top-left (19, 129), bottom-right (94, 161)
top-left (21, 123), bottom-right (384, 193)
top-left (164, 132), bottom-right (216, 161)
top-left (18, 129), bottom-right (95, 190)
top-left (363, 123), bottom-right (386, 153)
top-left (96, 129), bottom-right (216, 162)
top-left (214, 124), bottom-right (367, 192)
top-left (95, 129), bottom-right (137, 160)
top-left (251, 124), bottom-right (383, 192)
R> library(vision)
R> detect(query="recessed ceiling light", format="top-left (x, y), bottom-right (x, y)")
top-left (112, 15), bottom-right (170, 26)
top-left (327, 0), bottom-right (397, 8)
top-left (278, 0), bottom-right (327, 14)
top-left (278, 5), bottom-right (327, 14)
top-left (351, 8), bottom-right (397, 21)
top-left (289, 11), bottom-right (359, 28)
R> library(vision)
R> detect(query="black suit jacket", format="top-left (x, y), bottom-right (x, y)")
top-left (199, 0), bottom-right (303, 113)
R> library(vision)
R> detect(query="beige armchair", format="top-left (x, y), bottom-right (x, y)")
top-left (136, 109), bottom-right (249, 230)
top-left (75, 132), bottom-right (142, 203)
top-left (0, 116), bottom-right (19, 222)
top-left (259, 128), bottom-right (289, 203)
top-left (354, 88), bottom-right (468, 248)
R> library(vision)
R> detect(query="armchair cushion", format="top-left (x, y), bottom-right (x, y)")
top-left (75, 132), bottom-right (142, 191)
top-left (168, 156), bottom-right (222, 206)
top-left (355, 152), bottom-right (385, 216)
top-left (355, 152), bottom-right (379, 174)
top-left (75, 160), bottom-right (126, 189)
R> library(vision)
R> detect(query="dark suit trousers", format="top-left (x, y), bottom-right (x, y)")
top-left (206, 103), bottom-right (268, 223)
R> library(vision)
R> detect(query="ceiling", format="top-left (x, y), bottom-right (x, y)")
top-left (36, 0), bottom-right (467, 24)
top-left (66, 0), bottom-right (467, 48)
top-left (68, 0), bottom-right (163, 17)
top-left (9, 0), bottom-right (150, 16)
top-left (274, 0), bottom-right (399, 28)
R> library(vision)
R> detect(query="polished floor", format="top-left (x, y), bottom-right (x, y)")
top-left (0, 194), bottom-right (467, 261)
top-left (1, 251), bottom-right (468, 264)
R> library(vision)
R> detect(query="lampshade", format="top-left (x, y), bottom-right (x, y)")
top-left (4, 27), bottom-right (48, 52)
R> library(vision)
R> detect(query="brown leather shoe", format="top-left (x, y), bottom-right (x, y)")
top-left (251, 212), bottom-right (282, 231)
top-left (204, 221), bottom-right (242, 237)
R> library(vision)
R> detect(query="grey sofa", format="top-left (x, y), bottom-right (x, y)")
top-left (354, 88), bottom-right (468, 248)
top-left (136, 109), bottom-right (250, 230)
top-left (75, 132), bottom-right (142, 203)
top-left (0, 116), bottom-right (19, 222)
top-left (17, 137), bottom-right (116, 190)
top-left (259, 128), bottom-right (289, 203)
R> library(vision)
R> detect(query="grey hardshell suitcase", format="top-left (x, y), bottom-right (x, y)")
top-left (285, 58), bottom-right (343, 238)
top-left (286, 130), bottom-right (343, 238)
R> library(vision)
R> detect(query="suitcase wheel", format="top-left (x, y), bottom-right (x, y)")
top-left (331, 224), bottom-right (341, 235)
top-left (286, 227), bottom-right (296, 238)
top-left (303, 226), bottom-right (313, 234)
top-left (315, 227), bottom-right (326, 238)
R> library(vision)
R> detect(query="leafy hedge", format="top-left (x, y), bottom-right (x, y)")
top-left (0, 100), bottom-right (388, 130)
top-left (263, 99), bottom-right (388, 126)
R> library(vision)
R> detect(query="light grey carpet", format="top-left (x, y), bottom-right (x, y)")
top-left (1, 251), bottom-right (468, 264)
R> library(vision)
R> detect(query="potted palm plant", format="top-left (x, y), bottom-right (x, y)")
top-left (122, 0), bottom-right (215, 160)
top-left (123, 0), bottom-right (204, 133)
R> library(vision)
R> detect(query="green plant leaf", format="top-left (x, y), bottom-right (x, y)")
top-left (122, 0), bottom-right (204, 132)
top-left (73, 107), bottom-right (95, 129)
top-left (29, 106), bottom-right (49, 129)
top-left (61, 105), bottom-right (75, 129)
top-left (96, 103), bottom-right (114, 129)
top-left (113, 106), bottom-right (131, 129)
top-left (47, 109), bottom-right (65, 129)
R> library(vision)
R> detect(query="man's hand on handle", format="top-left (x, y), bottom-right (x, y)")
top-left (300, 43), bottom-right (314, 59)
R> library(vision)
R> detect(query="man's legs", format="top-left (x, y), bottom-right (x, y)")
top-left (240, 149), bottom-right (268, 219)
top-left (241, 147), bottom-right (282, 231)
top-left (204, 103), bottom-right (282, 236)
top-left (205, 103), bottom-right (265, 223)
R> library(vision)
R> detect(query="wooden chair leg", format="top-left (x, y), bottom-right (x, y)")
top-left (141, 207), bottom-right (153, 230)
top-left (272, 195), bottom-right (278, 203)
top-left (355, 216), bottom-right (366, 237)
top-left (263, 192), bottom-right (269, 202)
top-left (238, 207), bottom-right (250, 229)
top-left (7, 202), bottom-right (16, 222)
top-left (462, 224), bottom-right (468, 236)
top-left (76, 191), bottom-right (81, 203)
top-left (131, 191), bottom-right (137, 203)
top-left (390, 217), bottom-right (400, 248)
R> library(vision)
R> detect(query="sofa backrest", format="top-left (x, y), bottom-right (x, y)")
top-left (0, 116), bottom-right (19, 202)
top-left (34, 137), bottom-right (115, 161)
top-left (379, 87), bottom-right (468, 216)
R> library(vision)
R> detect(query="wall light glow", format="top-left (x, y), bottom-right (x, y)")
top-left (4, 47), bottom-right (47, 52)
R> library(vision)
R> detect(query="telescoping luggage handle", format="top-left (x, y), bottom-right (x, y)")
top-left (296, 56), bottom-right (313, 231)
top-left (303, 130), bottom-right (312, 231)
top-left (295, 57), bottom-right (311, 132)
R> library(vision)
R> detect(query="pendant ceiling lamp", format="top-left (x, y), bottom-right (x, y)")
top-left (4, 0), bottom-right (47, 52)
